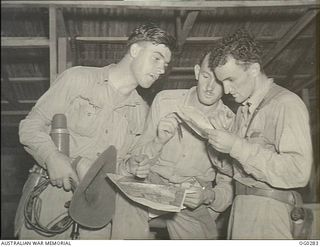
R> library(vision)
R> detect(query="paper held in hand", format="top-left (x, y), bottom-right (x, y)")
top-left (174, 105), bottom-right (215, 138)
top-left (106, 173), bottom-right (186, 212)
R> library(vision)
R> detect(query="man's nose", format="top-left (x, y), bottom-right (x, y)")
top-left (158, 67), bottom-right (165, 75)
top-left (157, 62), bottom-right (165, 75)
top-left (206, 79), bottom-right (215, 91)
top-left (222, 81), bottom-right (231, 94)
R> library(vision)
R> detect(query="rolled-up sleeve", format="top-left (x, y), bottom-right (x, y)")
top-left (230, 96), bottom-right (313, 189)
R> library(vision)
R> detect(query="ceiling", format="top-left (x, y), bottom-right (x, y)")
top-left (1, 0), bottom-right (319, 148)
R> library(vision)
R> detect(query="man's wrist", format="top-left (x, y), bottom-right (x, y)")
top-left (45, 149), bottom-right (60, 168)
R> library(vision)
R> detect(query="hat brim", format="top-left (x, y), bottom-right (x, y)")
top-left (69, 146), bottom-right (117, 229)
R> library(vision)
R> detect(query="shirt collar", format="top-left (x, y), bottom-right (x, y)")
top-left (243, 78), bottom-right (273, 114)
top-left (102, 64), bottom-right (142, 108)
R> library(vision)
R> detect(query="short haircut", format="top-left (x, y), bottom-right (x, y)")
top-left (198, 50), bottom-right (212, 67)
top-left (209, 29), bottom-right (263, 71)
top-left (127, 23), bottom-right (176, 52)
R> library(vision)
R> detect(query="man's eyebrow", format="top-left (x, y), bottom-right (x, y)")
top-left (153, 51), bottom-right (170, 64)
top-left (221, 76), bottom-right (232, 81)
top-left (153, 51), bottom-right (165, 58)
top-left (200, 70), bottom-right (211, 75)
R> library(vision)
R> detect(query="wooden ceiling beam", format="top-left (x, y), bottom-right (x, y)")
top-left (1, 100), bottom-right (37, 104)
top-left (176, 11), bottom-right (200, 52)
top-left (175, 10), bottom-right (182, 45)
top-left (70, 34), bottom-right (313, 45)
top-left (171, 67), bottom-right (313, 78)
top-left (57, 8), bottom-right (67, 38)
top-left (168, 72), bottom-right (312, 80)
top-left (0, 77), bottom-right (49, 83)
top-left (1, 111), bottom-right (30, 115)
top-left (292, 75), bottom-right (318, 93)
top-left (1, 37), bottom-right (49, 48)
top-left (285, 39), bottom-right (314, 86)
top-left (49, 6), bottom-right (58, 84)
top-left (56, 7), bottom-right (73, 73)
top-left (75, 37), bottom-right (128, 43)
top-left (2, 1), bottom-right (319, 9)
top-left (2, 65), bottom-right (307, 84)
top-left (263, 8), bottom-right (319, 68)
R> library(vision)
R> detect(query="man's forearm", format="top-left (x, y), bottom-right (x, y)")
top-left (19, 110), bottom-right (58, 167)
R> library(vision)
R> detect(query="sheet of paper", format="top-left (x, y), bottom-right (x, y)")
top-left (106, 173), bottom-right (186, 212)
top-left (175, 105), bottom-right (214, 138)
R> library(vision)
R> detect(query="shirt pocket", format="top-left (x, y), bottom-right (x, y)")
top-left (66, 96), bottom-right (102, 137)
top-left (247, 129), bottom-right (276, 152)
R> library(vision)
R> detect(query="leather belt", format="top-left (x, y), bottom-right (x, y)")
top-left (29, 165), bottom-right (48, 177)
top-left (235, 181), bottom-right (296, 206)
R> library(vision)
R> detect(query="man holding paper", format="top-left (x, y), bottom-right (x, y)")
top-left (206, 29), bottom-right (313, 239)
top-left (112, 51), bottom-right (234, 239)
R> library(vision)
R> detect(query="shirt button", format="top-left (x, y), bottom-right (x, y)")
top-left (105, 129), bottom-right (108, 134)
top-left (182, 154), bottom-right (186, 158)
top-left (97, 152), bottom-right (101, 157)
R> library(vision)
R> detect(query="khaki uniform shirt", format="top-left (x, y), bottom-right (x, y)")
top-left (212, 80), bottom-right (313, 239)
top-left (229, 80), bottom-right (312, 189)
top-left (133, 87), bottom-right (234, 212)
top-left (19, 65), bottom-right (148, 177)
top-left (17, 65), bottom-right (148, 239)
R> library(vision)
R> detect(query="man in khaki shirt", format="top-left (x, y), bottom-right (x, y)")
top-left (112, 51), bottom-right (234, 239)
top-left (207, 29), bottom-right (313, 239)
top-left (15, 23), bottom-right (175, 239)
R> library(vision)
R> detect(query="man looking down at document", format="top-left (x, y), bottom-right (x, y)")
top-left (112, 50), bottom-right (234, 239)
top-left (206, 29), bottom-right (313, 239)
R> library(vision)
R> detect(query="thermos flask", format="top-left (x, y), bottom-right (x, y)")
top-left (50, 114), bottom-right (69, 156)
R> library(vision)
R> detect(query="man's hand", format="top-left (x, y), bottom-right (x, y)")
top-left (209, 110), bottom-right (234, 130)
top-left (184, 187), bottom-right (215, 209)
top-left (207, 129), bottom-right (239, 154)
top-left (156, 113), bottom-right (179, 145)
top-left (45, 151), bottom-right (79, 191)
top-left (126, 154), bottom-right (154, 178)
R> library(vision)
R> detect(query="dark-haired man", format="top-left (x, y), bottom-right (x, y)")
top-left (112, 51), bottom-right (234, 239)
top-left (207, 30), bottom-right (313, 239)
top-left (16, 23), bottom-right (175, 239)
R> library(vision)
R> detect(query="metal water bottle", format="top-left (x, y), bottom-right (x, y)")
top-left (50, 114), bottom-right (69, 156)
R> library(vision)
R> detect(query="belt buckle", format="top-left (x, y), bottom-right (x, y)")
top-left (288, 192), bottom-right (296, 206)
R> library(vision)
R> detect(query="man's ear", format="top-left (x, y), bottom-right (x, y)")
top-left (129, 43), bottom-right (142, 58)
top-left (194, 64), bottom-right (201, 81)
top-left (250, 63), bottom-right (261, 77)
